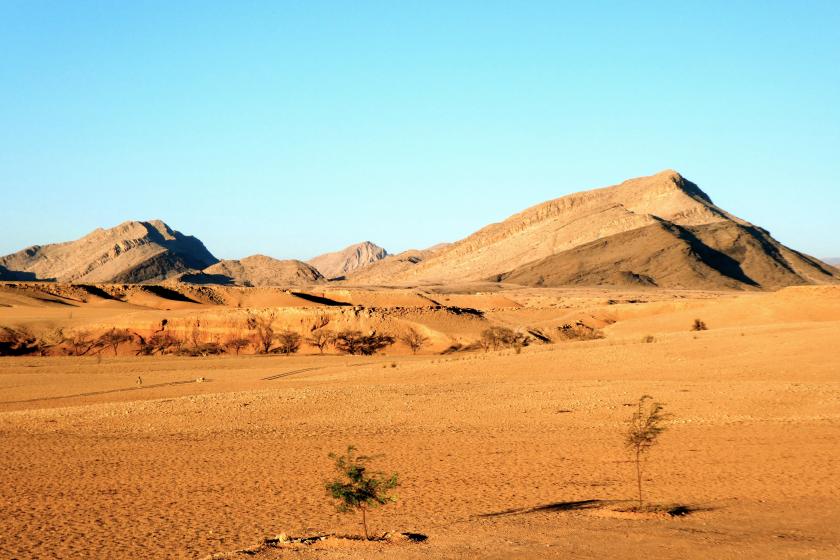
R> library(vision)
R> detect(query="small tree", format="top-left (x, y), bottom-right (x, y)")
top-left (225, 335), bottom-right (251, 355)
top-left (63, 330), bottom-right (96, 356)
top-left (97, 328), bottom-right (134, 356)
top-left (247, 311), bottom-right (277, 354)
top-left (274, 330), bottom-right (302, 354)
top-left (307, 330), bottom-right (335, 354)
top-left (225, 319), bottom-right (250, 355)
top-left (335, 331), bottom-right (396, 356)
top-left (691, 319), bottom-right (708, 332)
top-left (479, 326), bottom-right (527, 352)
top-left (398, 327), bottom-right (429, 354)
top-left (189, 318), bottom-right (203, 348)
top-left (625, 395), bottom-right (669, 508)
top-left (325, 446), bottom-right (399, 540)
top-left (136, 332), bottom-right (182, 356)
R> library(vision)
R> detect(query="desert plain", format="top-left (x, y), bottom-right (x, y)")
top-left (1, 282), bottom-right (839, 559)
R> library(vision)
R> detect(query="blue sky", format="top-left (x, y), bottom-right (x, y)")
top-left (1, 1), bottom-right (838, 260)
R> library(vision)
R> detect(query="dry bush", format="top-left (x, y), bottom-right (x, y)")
top-left (641, 335), bottom-right (656, 344)
top-left (188, 318), bottom-right (203, 348)
top-left (62, 330), bottom-right (97, 356)
top-left (335, 330), bottom-right (396, 355)
top-left (96, 328), bottom-right (134, 356)
top-left (225, 335), bottom-right (251, 355)
top-left (177, 341), bottom-right (226, 357)
top-left (224, 318), bottom-right (251, 355)
top-left (398, 327), bottom-right (429, 354)
top-left (274, 330), bottom-right (302, 354)
top-left (691, 319), bottom-right (708, 331)
top-left (440, 342), bottom-right (463, 355)
top-left (0, 326), bottom-right (39, 356)
top-left (555, 322), bottom-right (604, 342)
top-left (247, 311), bottom-right (277, 354)
top-left (136, 332), bottom-right (182, 356)
top-left (479, 326), bottom-right (529, 352)
top-left (307, 330), bottom-right (336, 354)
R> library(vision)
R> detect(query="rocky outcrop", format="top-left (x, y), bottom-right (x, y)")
top-left (308, 241), bottom-right (388, 279)
top-left (0, 220), bottom-right (217, 283)
top-left (196, 255), bottom-right (324, 287)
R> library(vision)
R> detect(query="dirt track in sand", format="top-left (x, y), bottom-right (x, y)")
top-left (1, 287), bottom-right (839, 559)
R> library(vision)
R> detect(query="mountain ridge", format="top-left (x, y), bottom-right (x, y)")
top-left (346, 170), bottom-right (838, 289)
top-left (307, 241), bottom-right (388, 279)
top-left (0, 220), bottom-right (217, 283)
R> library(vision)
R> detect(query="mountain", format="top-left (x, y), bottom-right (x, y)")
top-left (307, 241), bottom-right (388, 279)
top-left (346, 247), bottom-right (438, 284)
top-left (826, 258), bottom-right (840, 266)
top-left (0, 220), bottom-right (217, 283)
top-left (348, 170), bottom-right (839, 290)
top-left (196, 255), bottom-right (324, 287)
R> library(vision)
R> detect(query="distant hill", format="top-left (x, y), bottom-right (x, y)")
top-left (348, 170), bottom-right (839, 290)
top-left (195, 255), bottom-right (324, 287)
top-left (307, 241), bottom-right (388, 279)
top-left (0, 220), bottom-right (217, 283)
top-left (825, 258), bottom-right (840, 266)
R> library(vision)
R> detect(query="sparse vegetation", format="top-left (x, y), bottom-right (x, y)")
top-left (691, 319), bottom-right (708, 332)
top-left (625, 395), bottom-right (669, 508)
top-left (177, 341), bottom-right (226, 357)
top-left (555, 322), bottom-right (604, 342)
top-left (274, 330), bottom-right (302, 354)
top-left (398, 327), bottom-right (429, 354)
top-left (136, 332), bottom-right (182, 356)
top-left (97, 328), bottom-right (134, 355)
top-left (62, 330), bottom-right (97, 356)
top-left (224, 319), bottom-right (251, 355)
top-left (479, 326), bottom-right (529, 352)
top-left (641, 335), bottom-right (656, 344)
top-left (334, 330), bottom-right (396, 355)
top-left (325, 446), bottom-right (399, 540)
top-left (225, 335), bottom-right (251, 355)
top-left (306, 329), bottom-right (336, 354)
top-left (0, 326), bottom-right (39, 356)
top-left (247, 312), bottom-right (277, 354)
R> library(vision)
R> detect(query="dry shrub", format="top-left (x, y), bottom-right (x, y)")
top-left (691, 319), bottom-right (708, 332)
top-left (307, 330), bottom-right (336, 354)
top-left (555, 322), bottom-right (604, 342)
top-left (0, 326), bottom-right (39, 356)
top-left (398, 327), bottom-right (429, 354)
top-left (274, 331), bottom-right (302, 354)
top-left (479, 327), bottom-right (529, 352)
top-left (96, 328), bottom-right (134, 356)
top-left (335, 330), bottom-right (396, 355)
top-left (136, 332), bottom-right (182, 356)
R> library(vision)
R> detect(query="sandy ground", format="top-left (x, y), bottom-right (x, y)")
top-left (1, 288), bottom-right (839, 559)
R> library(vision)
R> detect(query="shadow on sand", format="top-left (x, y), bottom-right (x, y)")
top-left (478, 499), bottom-right (610, 518)
top-left (478, 500), bottom-right (715, 519)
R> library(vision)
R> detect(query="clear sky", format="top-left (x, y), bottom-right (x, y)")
top-left (1, 1), bottom-right (838, 260)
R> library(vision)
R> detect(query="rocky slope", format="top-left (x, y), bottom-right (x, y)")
top-left (194, 255), bottom-right (324, 287)
top-left (307, 241), bottom-right (388, 279)
top-left (0, 220), bottom-right (217, 283)
top-left (347, 170), bottom-right (838, 290)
